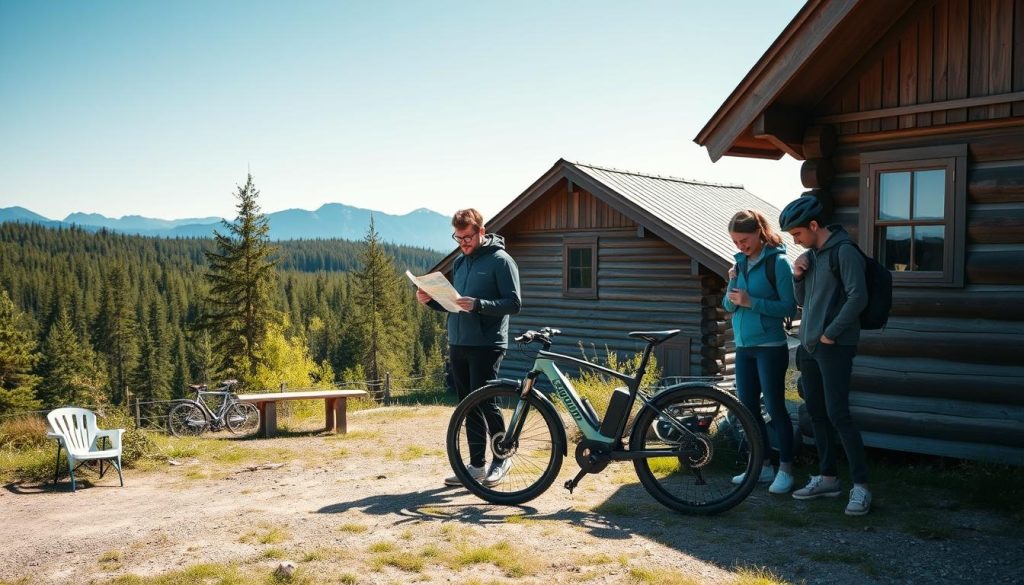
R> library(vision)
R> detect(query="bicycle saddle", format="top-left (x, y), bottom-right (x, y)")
top-left (627, 330), bottom-right (681, 345)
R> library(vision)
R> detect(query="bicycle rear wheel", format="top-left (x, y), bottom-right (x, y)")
top-left (630, 385), bottom-right (764, 515)
top-left (226, 403), bottom-right (260, 435)
top-left (446, 384), bottom-right (564, 506)
top-left (167, 402), bottom-right (209, 437)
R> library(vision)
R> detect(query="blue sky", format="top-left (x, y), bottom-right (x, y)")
top-left (0, 0), bottom-right (804, 221)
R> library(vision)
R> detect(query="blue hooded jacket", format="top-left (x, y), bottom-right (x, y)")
top-left (722, 244), bottom-right (798, 348)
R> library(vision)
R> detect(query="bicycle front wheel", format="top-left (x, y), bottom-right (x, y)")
top-left (446, 384), bottom-right (564, 506)
top-left (168, 402), bottom-right (209, 437)
top-left (630, 385), bottom-right (764, 515)
top-left (226, 403), bottom-right (260, 435)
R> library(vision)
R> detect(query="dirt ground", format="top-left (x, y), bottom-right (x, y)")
top-left (1, 405), bottom-right (1020, 585)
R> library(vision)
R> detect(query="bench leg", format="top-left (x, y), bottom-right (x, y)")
top-left (325, 398), bottom-right (336, 432)
top-left (337, 397), bottom-right (347, 434)
top-left (262, 402), bottom-right (277, 438)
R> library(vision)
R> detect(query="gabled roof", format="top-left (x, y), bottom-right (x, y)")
top-left (431, 159), bottom-right (799, 277)
top-left (694, 0), bottom-right (918, 161)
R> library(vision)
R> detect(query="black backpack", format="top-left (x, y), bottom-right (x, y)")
top-left (828, 241), bottom-right (892, 330)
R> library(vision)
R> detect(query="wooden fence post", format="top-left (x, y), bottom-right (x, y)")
top-left (134, 398), bottom-right (141, 428)
top-left (384, 373), bottom-right (391, 404)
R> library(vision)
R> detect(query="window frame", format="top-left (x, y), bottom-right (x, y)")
top-left (859, 144), bottom-right (967, 287)
top-left (562, 236), bottom-right (598, 299)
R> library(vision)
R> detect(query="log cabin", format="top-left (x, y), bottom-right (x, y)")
top-left (429, 159), bottom-right (799, 384)
top-left (695, 0), bottom-right (1024, 464)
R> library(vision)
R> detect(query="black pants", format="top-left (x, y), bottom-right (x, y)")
top-left (797, 343), bottom-right (868, 484)
top-left (450, 345), bottom-right (506, 468)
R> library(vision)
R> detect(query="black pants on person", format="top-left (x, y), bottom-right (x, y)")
top-left (449, 345), bottom-right (506, 468)
top-left (797, 343), bottom-right (868, 484)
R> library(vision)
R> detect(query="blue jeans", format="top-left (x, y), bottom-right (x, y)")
top-left (734, 345), bottom-right (793, 464)
top-left (796, 343), bottom-right (868, 484)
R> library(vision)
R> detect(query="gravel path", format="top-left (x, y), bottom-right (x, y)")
top-left (1, 405), bottom-right (1019, 584)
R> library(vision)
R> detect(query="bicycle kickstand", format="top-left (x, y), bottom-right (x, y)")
top-left (564, 469), bottom-right (589, 494)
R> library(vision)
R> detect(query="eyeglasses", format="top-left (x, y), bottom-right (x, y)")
top-left (451, 230), bottom-right (479, 244)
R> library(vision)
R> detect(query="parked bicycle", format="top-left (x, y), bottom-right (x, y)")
top-left (167, 379), bottom-right (260, 437)
top-left (446, 327), bottom-right (765, 515)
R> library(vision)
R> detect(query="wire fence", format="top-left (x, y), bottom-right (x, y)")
top-left (0, 371), bottom-right (452, 434)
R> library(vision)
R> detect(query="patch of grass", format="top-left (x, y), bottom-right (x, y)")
top-left (419, 506), bottom-right (455, 517)
top-left (591, 502), bottom-right (646, 517)
top-left (240, 524), bottom-right (290, 545)
top-left (261, 548), bottom-right (287, 559)
top-left (98, 549), bottom-right (122, 571)
top-left (759, 505), bottom-right (812, 528)
top-left (385, 445), bottom-right (442, 461)
top-left (368, 541), bottom-right (396, 553)
top-left (338, 574), bottom-right (358, 585)
top-left (628, 566), bottom-right (700, 584)
top-left (733, 565), bottom-right (792, 585)
top-left (337, 522), bottom-right (368, 533)
top-left (326, 430), bottom-right (380, 441)
top-left (573, 553), bottom-right (614, 566)
top-left (300, 547), bottom-right (347, 562)
top-left (101, 562), bottom-right (249, 585)
top-left (370, 550), bottom-right (424, 572)
top-left (448, 541), bottom-right (539, 577)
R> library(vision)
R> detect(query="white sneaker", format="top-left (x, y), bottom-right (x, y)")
top-left (768, 470), bottom-right (795, 494)
top-left (444, 464), bottom-right (485, 487)
top-left (845, 486), bottom-right (872, 516)
top-left (731, 466), bottom-right (775, 485)
top-left (482, 459), bottom-right (511, 487)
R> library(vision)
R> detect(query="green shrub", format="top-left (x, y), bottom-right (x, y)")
top-left (96, 408), bottom-right (155, 466)
top-left (0, 415), bottom-right (49, 450)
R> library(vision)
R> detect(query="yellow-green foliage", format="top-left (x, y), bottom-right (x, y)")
top-left (250, 318), bottom-right (335, 393)
top-left (0, 415), bottom-right (48, 449)
top-left (571, 344), bottom-right (661, 417)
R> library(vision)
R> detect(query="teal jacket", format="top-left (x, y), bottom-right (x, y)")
top-left (428, 234), bottom-right (522, 348)
top-left (722, 244), bottom-right (798, 348)
top-left (794, 226), bottom-right (867, 351)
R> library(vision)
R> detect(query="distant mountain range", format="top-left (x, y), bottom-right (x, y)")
top-left (0, 203), bottom-right (455, 251)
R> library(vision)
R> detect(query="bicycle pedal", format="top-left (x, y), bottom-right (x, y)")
top-left (563, 479), bottom-right (576, 494)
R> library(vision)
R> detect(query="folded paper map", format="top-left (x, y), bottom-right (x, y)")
top-left (406, 270), bottom-right (464, 312)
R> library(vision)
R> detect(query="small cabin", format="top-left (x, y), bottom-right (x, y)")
top-left (695, 0), bottom-right (1024, 464)
top-left (432, 159), bottom-right (799, 381)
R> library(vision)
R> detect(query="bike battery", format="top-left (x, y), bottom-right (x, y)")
top-left (599, 387), bottom-right (632, 438)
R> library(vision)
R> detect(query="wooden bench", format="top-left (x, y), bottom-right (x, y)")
top-left (237, 389), bottom-right (368, 438)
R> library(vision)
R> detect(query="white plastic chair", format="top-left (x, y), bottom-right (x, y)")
top-left (46, 407), bottom-right (124, 492)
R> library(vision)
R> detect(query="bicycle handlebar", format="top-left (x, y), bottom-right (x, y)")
top-left (514, 327), bottom-right (561, 345)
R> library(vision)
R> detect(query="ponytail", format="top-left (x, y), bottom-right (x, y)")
top-left (728, 209), bottom-right (783, 247)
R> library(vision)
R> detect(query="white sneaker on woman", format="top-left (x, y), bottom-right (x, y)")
top-left (768, 470), bottom-right (795, 494)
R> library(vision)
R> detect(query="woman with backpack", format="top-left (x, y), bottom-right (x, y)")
top-left (722, 209), bottom-right (798, 494)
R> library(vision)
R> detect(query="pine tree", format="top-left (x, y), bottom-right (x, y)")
top-left (37, 309), bottom-right (105, 407)
top-left (202, 174), bottom-right (279, 381)
top-left (351, 217), bottom-right (410, 387)
top-left (133, 297), bottom-right (173, 403)
top-left (0, 288), bottom-right (42, 414)
top-left (95, 264), bottom-right (138, 404)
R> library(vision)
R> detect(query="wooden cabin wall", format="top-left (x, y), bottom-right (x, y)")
top-left (817, 0), bottom-right (1024, 134)
top-left (812, 126), bottom-right (1024, 464)
top-left (497, 180), bottom-right (730, 382)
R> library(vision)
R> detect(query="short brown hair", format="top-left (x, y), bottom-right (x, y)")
top-left (728, 209), bottom-right (783, 247)
top-left (452, 208), bottom-right (484, 230)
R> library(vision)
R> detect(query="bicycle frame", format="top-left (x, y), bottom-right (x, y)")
top-left (190, 389), bottom-right (235, 426)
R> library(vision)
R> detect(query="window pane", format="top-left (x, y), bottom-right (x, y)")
top-left (914, 225), bottom-right (945, 271)
top-left (913, 169), bottom-right (946, 220)
top-left (567, 247), bottom-right (592, 289)
top-left (879, 226), bottom-right (912, 272)
top-left (569, 268), bottom-right (583, 289)
top-left (879, 172), bottom-right (911, 220)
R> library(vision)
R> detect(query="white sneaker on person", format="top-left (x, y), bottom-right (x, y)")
top-left (482, 459), bottom-right (511, 487)
top-left (443, 464), bottom-right (486, 487)
top-left (792, 475), bottom-right (842, 499)
top-left (845, 486), bottom-right (872, 516)
top-left (731, 466), bottom-right (775, 485)
top-left (768, 470), bottom-right (795, 494)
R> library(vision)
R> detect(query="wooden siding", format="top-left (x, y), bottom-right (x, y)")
top-left (817, 125), bottom-right (1024, 464)
top-left (818, 0), bottom-right (1024, 135)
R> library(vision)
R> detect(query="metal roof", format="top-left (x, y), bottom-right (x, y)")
top-left (568, 161), bottom-right (802, 268)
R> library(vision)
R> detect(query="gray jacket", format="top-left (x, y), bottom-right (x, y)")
top-left (794, 226), bottom-right (867, 352)
top-left (429, 233), bottom-right (522, 348)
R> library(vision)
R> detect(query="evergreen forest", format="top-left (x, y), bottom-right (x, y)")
top-left (0, 209), bottom-right (450, 415)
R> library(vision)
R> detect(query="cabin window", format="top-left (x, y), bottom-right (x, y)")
top-left (563, 236), bottom-right (597, 298)
top-left (860, 145), bottom-right (966, 287)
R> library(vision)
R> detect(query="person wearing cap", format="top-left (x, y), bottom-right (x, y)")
top-left (778, 196), bottom-right (872, 516)
top-left (416, 208), bottom-right (522, 489)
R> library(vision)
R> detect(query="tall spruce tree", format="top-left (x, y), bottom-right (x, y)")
top-left (351, 217), bottom-right (410, 387)
top-left (37, 309), bottom-right (105, 407)
top-left (133, 297), bottom-right (172, 402)
top-left (95, 263), bottom-right (137, 404)
top-left (202, 174), bottom-right (279, 381)
top-left (0, 289), bottom-right (42, 414)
